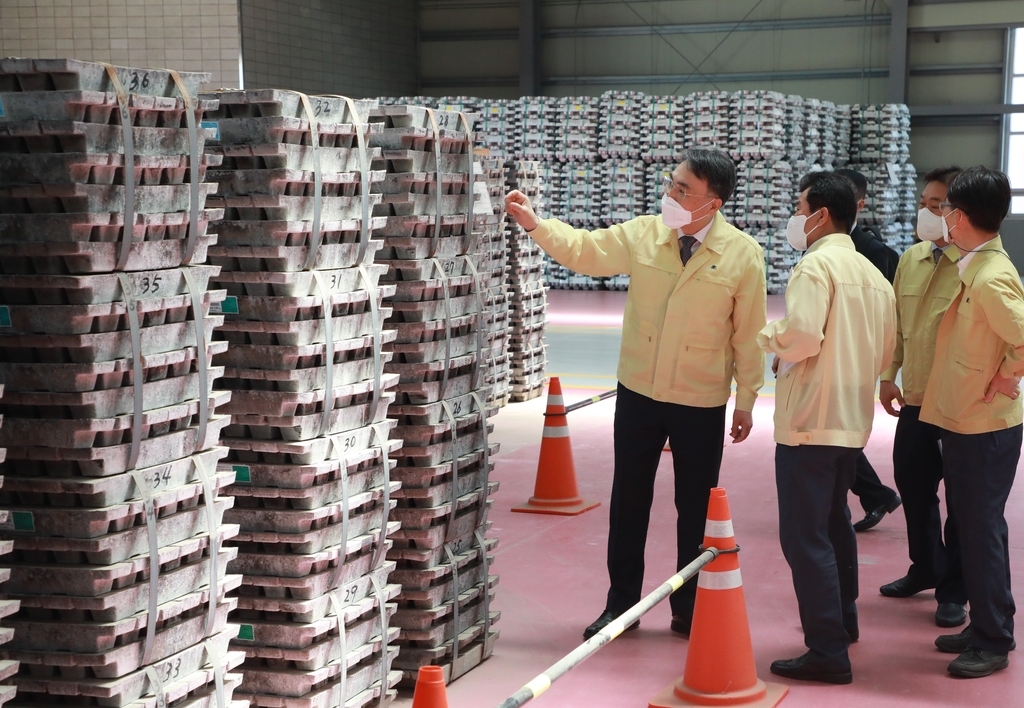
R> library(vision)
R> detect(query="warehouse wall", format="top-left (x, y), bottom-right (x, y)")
top-left (0, 0), bottom-right (242, 88)
top-left (239, 0), bottom-right (418, 98)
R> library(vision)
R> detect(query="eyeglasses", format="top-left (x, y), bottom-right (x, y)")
top-left (939, 201), bottom-right (960, 213)
top-left (662, 175), bottom-right (709, 202)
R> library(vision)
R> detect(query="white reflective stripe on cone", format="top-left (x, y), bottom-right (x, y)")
top-left (543, 426), bottom-right (570, 438)
top-left (697, 568), bottom-right (743, 590)
top-left (547, 395), bottom-right (564, 406)
top-left (704, 519), bottom-right (734, 539)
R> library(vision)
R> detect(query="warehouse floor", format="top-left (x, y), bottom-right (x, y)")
top-left (393, 290), bottom-right (1023, 707)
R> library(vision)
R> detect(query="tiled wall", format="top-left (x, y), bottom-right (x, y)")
top-left (239, 0), bottom-right (418, 98)
top-left (0, 0), bottom-right (242, 89)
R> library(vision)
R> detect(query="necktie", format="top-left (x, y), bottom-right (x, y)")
top-left (933, 248), bottom-right (942, 265)
top-left (680, 235), bottom-right (698, 265)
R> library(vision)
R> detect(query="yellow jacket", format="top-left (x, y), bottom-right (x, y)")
top-left (528, 212), bottom-right (767, 410)
top-left (920, 237), bottom-right (1024, 434)
top-left (758, 233), bottom-right (897, 447)
top-left (881, 241), bottom-right (960, 406)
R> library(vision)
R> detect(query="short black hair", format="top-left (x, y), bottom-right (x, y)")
top-left (946, 166), bottom-right (1011, 234)
top-left (679, 148), bottom-right (736, 204)
top-left (797, 170), bottom-right (829, 193)
top-left (802, 172), bottom-right (858, 234)
top-left (835, 168), bottom-right (868, 201)
top-left (923, 165), bottom-right (962, 186)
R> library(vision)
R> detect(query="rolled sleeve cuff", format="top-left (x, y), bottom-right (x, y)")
top-left (881, 364), bottom-right (900, 382)
top-left (735, 390), bottom-right (757, 412)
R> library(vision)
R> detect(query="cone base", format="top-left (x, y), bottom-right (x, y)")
top-left (649, 679), bottom-right (788, 708)
top-left (511, 499), bottom-right (601, 516)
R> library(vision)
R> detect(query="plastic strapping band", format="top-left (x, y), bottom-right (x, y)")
top-left (458, 111), bottom-right (475, 246)
top-left (369, 573), bottom-right (390, 706)
top-left (471, 392), bottom-right (490, 528)
top-left (298, 92), bottom-right (323, 271)
top-left (117, 273), bottom-right (144, 471)
top-left (203, 635), bottom-right (227, 708)
top-left (443, 543), bottom-right (460, 667)
top-left (327, 589), bottom-right (349, 705)
top-left (129, 469), bottom-right (160, 666)
top-left (340, 96), bottom-right (372, 267)
top-left (105, 64), bottom-right (135, 271)
top-left (369, 423), bottom-right (390, 571)
top-left (312, 271), bottom-right (336, 438)
top-left (181, 267), bottom-right (210, 452)
top-left (425, 108), bottom-right (444, 258)
top-left (193, 454), bottom-right (219, 638)
top-left (475, 528), bottom-right (492, 644)
top-left (168, 70), bottom-right (200, 265)
top-left (462, 257), bottom-right (485, 390)
top-left (326, 435), bottom-right (350, 592)
top-left (441, 400), bottom-right (459, 543)
top-left (431, 258), bottom-right (452, 400)
top-left (143, 666), bottom-right (168, 708)
top-left (358, 266), bottom-right (382, 425)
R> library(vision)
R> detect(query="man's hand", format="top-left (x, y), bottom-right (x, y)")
top-left (730, 409), bottom-right (753, 443)
top-left (879, 380), bottom-right (905, 417)
top-left (984, 371), bottom-right (1021, 403)
top-left (505, 189), bottom-right (540, 232)
top-left (771, 356), bottom-right (780, 376)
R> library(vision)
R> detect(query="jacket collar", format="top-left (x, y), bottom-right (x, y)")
top-left (655, 210), bottom-right (729, 255)
top-left (914, 242), bottom-right (959, 263)
top-left (805, 232), bottom-right (855, 255)
top-left (960, 235), bottom-right (1006, 287)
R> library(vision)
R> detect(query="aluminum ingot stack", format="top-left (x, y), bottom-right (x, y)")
top-left (477, 157), bottom-right (511, 408)
top-left (683, 91), bottom-right (731, 151)
top-left (640, 95), bottom-right (687, 164)
top-left (728, 91), bottom-right (786, 163)
top-left (477, 101), bottom-right (521, 161)
top-left (503, 161), bottom-right (549, 396)
top-left (598, 91), bottom-right (642, 159)
top-left (0, 58), bottom-right (245, 708)
top-left (200, 89), bottom-right (404, 708)
top-left (0, 386), bottom-right (17, 708)
top-left (559, 98), bottom-right (600, 161)
top-left (367, 104), bottom-right (501, 686)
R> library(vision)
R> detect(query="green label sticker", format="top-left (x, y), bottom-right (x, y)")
top-left (200, 120), bottom-right (219, 140)
top-left (221, 296), bottom-right (238, 314)
top-left (237, 624), bottom-right (255, 641)
top-left (12, 511), bottom-right (34, 532)
top-left (0, 96), bottom-right (5, 118)
top-left (232, 465), bottom-right (252, 483)
top-left (0, 306), bottom-right (10, 328)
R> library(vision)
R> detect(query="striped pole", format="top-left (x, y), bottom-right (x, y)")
top-left (493, 548), bottom-right (720, 708)
top-left (562, 389), bottom-right (617, 414)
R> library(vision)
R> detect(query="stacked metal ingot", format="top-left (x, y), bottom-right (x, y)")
top-left (598, 91), bottom-right (643, 159)
top-left (0, 58), bottom-right (246, 708)
top-left (729, 91), bottom-right (786, 162)
top-left (476, 101), bottom-right (521, 161)
top-left (640, 96), bottom-right (688, 164)
top-left (200, 89), bottom-right (403, 708)
top-left (368, 104), bottom-right (501, 686)
top-left (477, 157), bottom-right (511, 408)
top-left (504, 161), bottom-right (549, 397)
top-left (683, 91), bottom-right (731, 151)
top-left (0, 387), bottom-right (17, 708)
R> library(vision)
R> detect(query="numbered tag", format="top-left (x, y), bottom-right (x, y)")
top-left (201, 121), bottom-right (220, 141)
top-left (232, 465), bottom-right (252, 484)
top-left (0, 96), bottom-right (4, 118)
top-left (11, 511), bottom-right (34, 532)
top-left (210, 296), bottom-right (238, 315)
top-left (236, 624), bottom-right (255, 641)
top-left (0, 306), bottom-right (10, 328)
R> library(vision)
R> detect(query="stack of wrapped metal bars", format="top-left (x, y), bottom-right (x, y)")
top-left (199, 89), bottom-right (403, 708)
top-left (477, 157), bottom-right (511, 408)
top-left (503, 161), bottom-right (548, 401)
top-left (367, 104), bottom-right (501, 686)
top-left (0, 58), bottom-right (245, 708)
top-left (0, 387), bottom-right (17, 708)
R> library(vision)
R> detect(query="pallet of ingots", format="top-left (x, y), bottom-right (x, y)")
top-left (845, 161), bottom-right (902, 227)
top-left (598, 91), bottom-right (643, 159)
top-left (560, 160), bottom-right (602, 229)
top-left (508, 334), bottom-right (548, 403)
top-left (725, 160), bottom-right (794, 227)
top-left (783, 95), bottom-right (806, 163)
top-left (476, 158), bottom-right (511, 408)
top-left (369, 103), bottom-right (503, 685)
top-left (728, 91), bottom-right (786, 162)
top-left (850, 104), bottom-right (911, 165)
top-left (763, 227), bottom-right (800, 295)
top-left (558, 98), bottom-right (600, 161)
top-left (834, 105), bottom-right (852, 166)
top-left (644, 161), bottom-right (675, 215)
top-left (0, 57), bottom-right (248, 708)
top-left (639, 95), bottom-right (688, 164)
top-left (476, 100), bottom-right (521, 161)
top-left (801, 98), bottom-right (828, 167)
top-left (897, 163), bottom-right (918, 223)
top-left (0, 386), bottom-right (18, 708)
top-left (200, 88), bottom-right (404, 708)
top-left (533, 161), bottom-right (567, 222)
top-left (516, 98), bottom-right (559, 160)
top-left (599, 160), bottom-right (646, 226)
top-left (682, 92), bottom-right (731, 151)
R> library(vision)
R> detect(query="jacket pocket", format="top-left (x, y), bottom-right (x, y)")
top-left (674, 334), bottom-right (727, 393)
top-left (621, 316), bottom-right (659, 384)
top-left (936, 352), bottom-right (987, 421)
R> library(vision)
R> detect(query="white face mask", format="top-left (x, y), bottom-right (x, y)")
top-left (661, 192), bottom-right (712, 230)
top-left (916, 207), bottom-right (946, 243)
top-left (941, 208), bottom-right (959, 244)
top-left (785, 211), bottom-right (820, 252)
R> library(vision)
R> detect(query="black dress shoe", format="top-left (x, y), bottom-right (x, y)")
top-left (670, 614), bottom-right (691, 637)
top-left (770, 652), bottom-right (852, 684)
top-left (583, 610), bottom-right (639, 640)
top-left (936, 625), bottom-right (1016, 654)
top-left (879, 573), bottom-right (935, 598)
top-left (853, 495), bottom-right (902, 532)
top-left (947, 648), bottom-right (1009, 678)
top-left (935, 603), bottom-right (967, 628)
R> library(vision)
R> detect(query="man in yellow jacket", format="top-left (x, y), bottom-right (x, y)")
top-left (920, 166), bottom-right (1023, 678)
top-left (505, 148), bottom-right (767, 640)
top-left (878, 166), bottom-right (968, 629)
top-left (758, 173), bottom-right (896, 684)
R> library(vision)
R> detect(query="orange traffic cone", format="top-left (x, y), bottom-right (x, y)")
top-left (411, 665), bottom-right (449, 708)
top-left (650, 488), bottom-right (788, 708)
top-left (512, 377), bottom-right (600, 516)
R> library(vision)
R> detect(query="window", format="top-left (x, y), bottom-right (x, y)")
top-left (1007, 27), bottom-right (1024, 214)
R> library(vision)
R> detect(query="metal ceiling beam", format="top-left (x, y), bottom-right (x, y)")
top-left (519, 0), bottom-right (540, 96)
top-left (910, 104), bottom-right (1024, 116)
top-left (909, 63), bottom-right (1004, 75)
top-left (888, 0), bottom-right (909, 103)
top-left (541, 68), bottom-right (889, 86)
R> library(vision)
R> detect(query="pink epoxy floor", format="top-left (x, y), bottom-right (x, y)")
top-left (394, 293), bottom-right (1023, 707)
